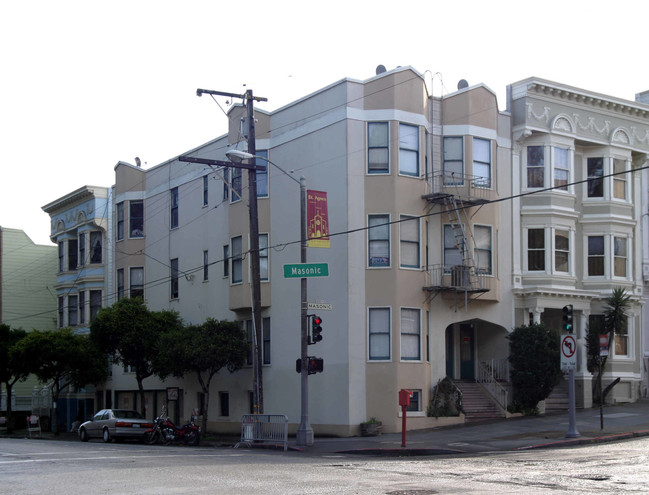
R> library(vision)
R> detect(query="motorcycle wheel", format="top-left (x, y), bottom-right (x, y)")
top-left (183, 430), bottom-right (200, 446)
top-left (143, 430), bottom-right (160, 445)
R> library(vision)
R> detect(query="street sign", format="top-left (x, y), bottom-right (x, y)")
top-left (308, 302), bottom-right (332, 311)
top-left (283, 263), bottom-right (329, 278)
top-left (561, 334), bottom-right (577, 371)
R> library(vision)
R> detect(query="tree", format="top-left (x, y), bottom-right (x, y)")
top-left (90, 298), bottom-right (183, 417)
top-left (0, 324), bottom-right (29, 432)
top-left (13, 328), bottom-right (108, 434)
top-left (156, 318), bottom-right (248, 433)
top-left (587, 287), bottom-right (631, 404)
top-left (508, 323), bottom-right (562, 411)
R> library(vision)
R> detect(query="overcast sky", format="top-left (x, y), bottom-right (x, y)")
top-left (2, 0), bottom-right (647, 245)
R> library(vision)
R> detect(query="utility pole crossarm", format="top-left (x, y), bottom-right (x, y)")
top-left (196, 88), bottom-right (268, 102)
top-left (178, 155), bottom-right (266, 171)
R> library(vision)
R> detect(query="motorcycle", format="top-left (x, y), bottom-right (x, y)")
top-left (144, 406), bottom-right (200, 446)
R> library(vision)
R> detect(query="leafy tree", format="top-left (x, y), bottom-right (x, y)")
top-left (508, 323), bottom-right (562, 412)
top-left (0, 324), bottom-right (29, 432)
top-left (156, 318), bottom-right (248, 432)
top-left (13, 328), bottom-right (108, 434)
top-left (587, 287), bottom-right (631, 404)
top-left (90, 298), bottom-right (183, 416)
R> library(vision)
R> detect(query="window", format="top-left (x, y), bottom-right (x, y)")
top-left (219, 392), bottom-right (229, 417)
top-left (406, 390), bottom-right (421, 412)
top-left (259, 234), bottom-right (269, 281)
top-left (202, 175), bottom-right (209, 206)
top-left (58, 296), bottom-right (64, 327)
top-left (222, 167), bottom-right (230, 201)
top-left (223, 245), bottom-right (230, 278)
top-left (613, 158), bottom-right (627, 200)
top-left (474, 225), bottom-right (492, 275)
top-left (614, 237), bottom-right (627, 278)
top-left (68, 239), bottom-right (78, 270)
top-left (130, 267), bottom-right (144, 299)
top-left (400, 308), bottom-right (421, 361)
top-left (555, 230), bottom-right (570, 273)
top-left (368, 122), bottom-right (389, 173)
top-left (399, 123), bottom-right (419, 176)
top-left (554, 147), bottom-right (569, 190)
top-left (368, 308), bottom-right (390, 361)
top-left (78, 233), bottom-right (86, 266)
top-left (527, 146), bottom-right (544, 188)
top-left (116, 202), bottom-right (124, 241)
top-left (170, 187), bottom-right (179, 229)
top-left (170, 258), bottom-right (179, 299)
top-left (90, 231), bottom-right (102, 264)
top-left (231, 236), bottom-right (242, 284)
top-left (443, 137), bottom-right (464, 184)
top-left (129, 200), bottom-right (144, 237)
top-left (68, 295), bottom-right (78, 326)
top-left (117, 268), bottom-right (124, 300)
top-left (262, 317), bottom-right (271, 365)
top-left (443, 225), bottom-right (462, 269)
top-left (473, 138), bottom-right (491, 187)
top-left (231, 168), bottom-right (242, 202)
top-left (257, 150), bottom-right (268, 197)
top-left (426, 311), bottom-right (430, 362)
top-left (368, 214), bottom-right (390, 267)
top-left (587, 157), bottom-right (604, 197)
top-left (90, 290), bottom-right (101, 322)
top-left (588, 236), bottom-right (605, 276)
top-left (58, 242), bottom-right (64, 272)
top-left (203, 250), bottom-right (209, 281)
top-left (528, 229), bottom-right (545, 271)
top-left (400, 216), bottom-right (419, 268)
top-left (615, 318), bottom-right (629, 356)
top-left (78, 290), bottom-right (85, 325)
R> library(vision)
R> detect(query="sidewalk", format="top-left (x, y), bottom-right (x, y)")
top-left (291, 399), bottom-right (649, 456)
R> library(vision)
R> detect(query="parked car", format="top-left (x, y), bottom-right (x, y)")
top-left (78, 409), bottom-right (153, 443)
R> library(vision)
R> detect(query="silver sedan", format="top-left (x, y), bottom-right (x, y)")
top-left (78, 409), bottom-right (153, 443)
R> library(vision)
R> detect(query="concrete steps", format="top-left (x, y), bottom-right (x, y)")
top-left (545, 378), bottom-right (569, 412)
top-left (455, 380), bottom-right (505, 423)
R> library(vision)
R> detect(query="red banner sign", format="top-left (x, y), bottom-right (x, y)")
top-left (307, 190), bottom-right (330, 248)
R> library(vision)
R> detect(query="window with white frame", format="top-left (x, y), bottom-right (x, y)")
top-left (130, 267), bottom-right (144, 299)
top-left (527, 146), bottom-right (544, 188)
top-left (368, 122), bottom-right (389, 174)
top-left (443, 225), bottom-right (462, 269)
top-left (257, 150), bottom-right (268, 198)
top-left (259, 234), bottom-right (269, 281)
top-left (587, 235), bottom-right (605, 276)
top-left (170, 187), bottom-right (179, 228)
top-left (615, 317), bottom-right (629, 356)
top-left (78, 232), bottom-right (86, 266)
top-left (68, 294), bottom-right (78, 326)
top-left (90, 231), bottom-right (102, 264)
top-left (400, 308), bottom-right (421, 361)
top-left (231, 236), bottom-right (243, 284)
top-left (613, 158), bottom-right (628, 200)
top-left (614, 236), bottom-right (627, 278)
top-left (399, 123), bottom-right (419, 176)
top-left (527, 228), bottom-right (545, 271)
top-left (555, 230), bottom-right (570, 273)
top-left (400, 216), bottom-right (419, 269)
top-left (116, 202), bottom-right (124, 241)
top-left (202, 175), bottom-right (209, 206)
top-left (474, 225), bottom-right (492, 275)
top-left (406, 390), bottom-right (421, 412)
top-left (554, 147), bottom-right (570, 190)
top-left (473, 138), bottom-right (491, 187)
top-left (587, 157), bottom-right (604, 198)
top-left (130, 200), bottom-right (144, 237)
top-left (368, 214), bottom-right (390, 267)
top-left (443, 137), bottom-right (464, 184)
top-left (368, 307), bottom-right (390, 361)
top-left (89, 290), bottom-right (101, 322)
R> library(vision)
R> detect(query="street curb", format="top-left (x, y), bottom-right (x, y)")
top-left (516, 429), bottom-right (649, 451)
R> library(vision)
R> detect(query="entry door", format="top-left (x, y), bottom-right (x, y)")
top-left (445, 327), bottom-right (454, 377)
top-left (460, 324), bottom-right (475, 380)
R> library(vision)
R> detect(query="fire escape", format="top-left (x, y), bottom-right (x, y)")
top-left (422, 172), bottom-right (492, 309)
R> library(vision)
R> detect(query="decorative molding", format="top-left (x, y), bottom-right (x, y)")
top-left (527, 103), bottom-right (550, 123)
top-left (611, 128), bottom-right (631, 145)
top-left (552, 114), bottom-right (575, 134)
top-left (572, 113), bottom-right (611, 135)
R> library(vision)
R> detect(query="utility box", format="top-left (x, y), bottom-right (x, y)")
top-left (399, 389), bottom-right (411, 407)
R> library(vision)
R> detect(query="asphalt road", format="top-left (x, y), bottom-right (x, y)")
top-left (2, 435), bottom-right (649, 494)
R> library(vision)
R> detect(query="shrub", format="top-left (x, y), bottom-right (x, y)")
top-left (427, 377), bottom-right (462, 417)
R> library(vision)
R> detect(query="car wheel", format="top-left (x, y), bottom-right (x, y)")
top-left (79, 427), bottom-right (89, 442)
top-left (102, 428), bottom-right (111, 443)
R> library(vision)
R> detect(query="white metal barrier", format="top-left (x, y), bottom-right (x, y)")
top-left (234, 414), bottom-right (288, 451)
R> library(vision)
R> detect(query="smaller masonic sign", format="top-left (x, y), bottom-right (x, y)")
top-left (283, 262), bottom-right (329, 279)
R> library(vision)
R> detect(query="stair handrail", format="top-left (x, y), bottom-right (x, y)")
top-left (477, 361), bottom-right (508, 412)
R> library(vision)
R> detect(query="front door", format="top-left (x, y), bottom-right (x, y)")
top-left (460, 324), bottom-right (475, 380)
top-left (445, 327), bottom-right (454, 377)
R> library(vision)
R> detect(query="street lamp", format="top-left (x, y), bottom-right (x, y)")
top-left (225, 150), bottom-right (313, 447)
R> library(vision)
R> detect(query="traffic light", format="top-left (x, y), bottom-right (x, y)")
top-left (311, 315), bottom-right (323, 344)
top-left (295, 357), bottom-right (324, 375)
top-left (562, 304), bottom-right (574, 333)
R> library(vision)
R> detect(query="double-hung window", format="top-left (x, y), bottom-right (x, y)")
top-left (368, 307), bottom-right (390, 361)
top-left (90, 290), bottom-right (101, 322)
top-left (203, 250), bottom-right (209, 281)
top-left (130, 267), bottom-right (144, 299)
top-left (78, 291), bottom-right (85, 325)
top-left (527, 229), bottom-right (545, 271)
top-left (68, 239), bottom-right (78, 271)
top-left (399, 124), bottom-right (419, 176)
top-left (231, 168), bottom-right (242, 202)
top-left (613, 158), bottom-right (628, 200)
top-left (554, 147), bottom-right (570, 190)
top-left (117, 268), bottom-right (124, 300)
top-left (262, 317), bottom-right (271, 365)
top-left (614, 236), bottom-right (627, 278)
top-left (443, 225), bottom-right (462, 269)
top-left (222, 167), bottom-right (230, 201)
top-left (259, 234), bottom-right (269, 281)
top-left (203, 175), bottom-right (209, 206)
top-left (587, 236), bottom-right (605, 276)
top-left (68, 295), bottom-right (78, 326)
top-left (170, 187), bottom-right (179, 228)
top-left (474, 225), bottom-right (492, 275)
top-left (400, 308), bottom-right (421, 361)
top-left (368, 215), bottom-right (390, 267)
top-left (555, 230), bottom-right (570, 273)
top-left (368, 122), bottom-right (389, 174)
top-left (231, 236), bottom-right (243, 284)
top-left (130, 200), bottom-right (144, 237)
top-left (78, 233), bottom-right (86, 266)
top-left (90, 231), bottom-right (102, 264)
top-left (473, 138), bottom-right (491, 188)
top-left (223, 245), bottom-right (230, 278)
top-left (587, 158), bottom-right (604, 198)
top-left (526, 146), bottom-right (544, 188)
top-left (443, 137), bottom-right (463, 184)
top-left (58, 242), bottom-right (64, 272)
top-left (399, 216), bottom-right (419, 269)
top-left (116, 202), bottom-right (124, 241)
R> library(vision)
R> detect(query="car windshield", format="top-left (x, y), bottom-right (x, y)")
top-left (113, 410), bottom-right (144, 419)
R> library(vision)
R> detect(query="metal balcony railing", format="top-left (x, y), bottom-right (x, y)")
top-left (423, 172), bottom-right (494, 206)
top-left (423, 264), bottom-right (491, 293)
